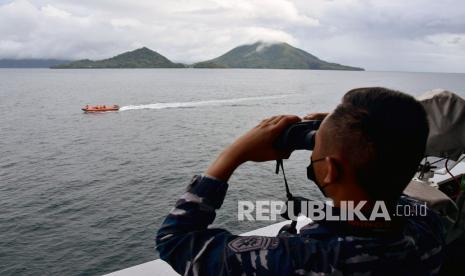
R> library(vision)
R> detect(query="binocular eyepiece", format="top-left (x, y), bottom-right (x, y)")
top-left (273, 120), bottom-right (322, 151)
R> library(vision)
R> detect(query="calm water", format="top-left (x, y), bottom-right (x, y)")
top-left (1, 69), bottom-right (465, 275)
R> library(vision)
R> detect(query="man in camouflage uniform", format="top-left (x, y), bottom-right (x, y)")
top-left (156, 87), bottom-right (445, 275)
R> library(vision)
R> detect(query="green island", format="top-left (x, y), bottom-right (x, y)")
top-left (52, 42), bottom-right (364, 71)
top-left (52, 47), bottom-right (185, 69)
top-left (193, 42), bottom-right (364, 71)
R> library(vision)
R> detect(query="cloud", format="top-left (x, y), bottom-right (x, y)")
top-left (0, 0), bottom-right (309, 61)
top-left (291, 0), bottom-right (465, 72)
top-left (41, 4), bottom-right (70, 18)
top-left (210, 0), bottom-right (319, 27)
top-left (0, 0), bottom-right (464, 72)
top-left (426, 33), bottom-right (465, 47)
top-left (110, 18), bottom-right (142, 28)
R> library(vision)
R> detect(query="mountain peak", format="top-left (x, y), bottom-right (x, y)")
top-left (252, 40), bottom-right (286, 45)
top-left (120, 47), bottom-right (159, 57)
top-left (194, 42), bottom-right (364, 70)
top-left (133, 46), bottom-right (153, 52)
top-left (253, 41), bottom-right (275, 52)
top-left (248, 41), bottom-right (284, 50)
top-left (52, 46), bottom-right (185, 68)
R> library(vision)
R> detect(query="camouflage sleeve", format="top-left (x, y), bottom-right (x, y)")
top-left (155, 175), bottom-right (307, 275)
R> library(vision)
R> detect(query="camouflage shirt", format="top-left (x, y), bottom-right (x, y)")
top-left (156, 175), bottom-right (445, 275)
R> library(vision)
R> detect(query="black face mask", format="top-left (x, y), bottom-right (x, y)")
top-left (307, 157), bottom-right (329, 197)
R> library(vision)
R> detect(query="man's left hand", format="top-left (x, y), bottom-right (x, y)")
top-left (206, 115), bottom-right (301, 181)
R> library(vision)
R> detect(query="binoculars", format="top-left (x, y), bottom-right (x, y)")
top-left (273, 120), bottom-right (322, 234)
top-left (273, 120), bottom-right (322, 151)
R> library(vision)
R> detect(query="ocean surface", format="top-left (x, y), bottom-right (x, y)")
top-left (1, 69), bottom-right (465, 276)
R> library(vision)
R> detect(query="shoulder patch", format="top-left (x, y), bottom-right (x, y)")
top-left (228, 236), bottom-right (279, 253)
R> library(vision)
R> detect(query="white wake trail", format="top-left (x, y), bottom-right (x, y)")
top-left (119, 95), bottom-right (288, 111)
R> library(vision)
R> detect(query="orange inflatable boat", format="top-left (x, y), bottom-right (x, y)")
top-left (82, 105), bottom-right (120, 112)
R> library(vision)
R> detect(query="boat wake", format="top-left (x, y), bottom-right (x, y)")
top-left (119, 95), bottom-right (289, 111)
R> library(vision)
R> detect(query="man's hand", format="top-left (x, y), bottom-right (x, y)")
top-left (206, 115), bottom-right (301, 182)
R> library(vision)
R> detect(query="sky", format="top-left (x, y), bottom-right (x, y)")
top-left (0, 0), bottom-right (465, 72)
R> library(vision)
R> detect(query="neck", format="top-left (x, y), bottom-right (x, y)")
top-left (329, 183), bottom-right (371, 208)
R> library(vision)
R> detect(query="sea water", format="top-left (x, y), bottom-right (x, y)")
top-left (1, 68), bottom-right (464, 275)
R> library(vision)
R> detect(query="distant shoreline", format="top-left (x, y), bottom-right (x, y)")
top-left (5, 42), bottom-right (364, 71)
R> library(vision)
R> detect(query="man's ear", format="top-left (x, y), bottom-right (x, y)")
top-left (323, 157), bottom-right (341, 184)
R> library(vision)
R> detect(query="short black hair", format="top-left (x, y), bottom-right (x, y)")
top-left (326, 87), bottom-right (429, 201)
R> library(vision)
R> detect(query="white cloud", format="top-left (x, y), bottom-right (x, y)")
top-left (0, 0), bottom-right (308, 61)
top-left (41, 4), bottom-right (70, 18)
top-left (211, 0), bottom-right (319, 26)
top-left (0, 0), bottom-right (464, 72)
top-left (110, 18), bottom-right (142, 28)
top-left (426, 33), bottom-right (465, 48)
